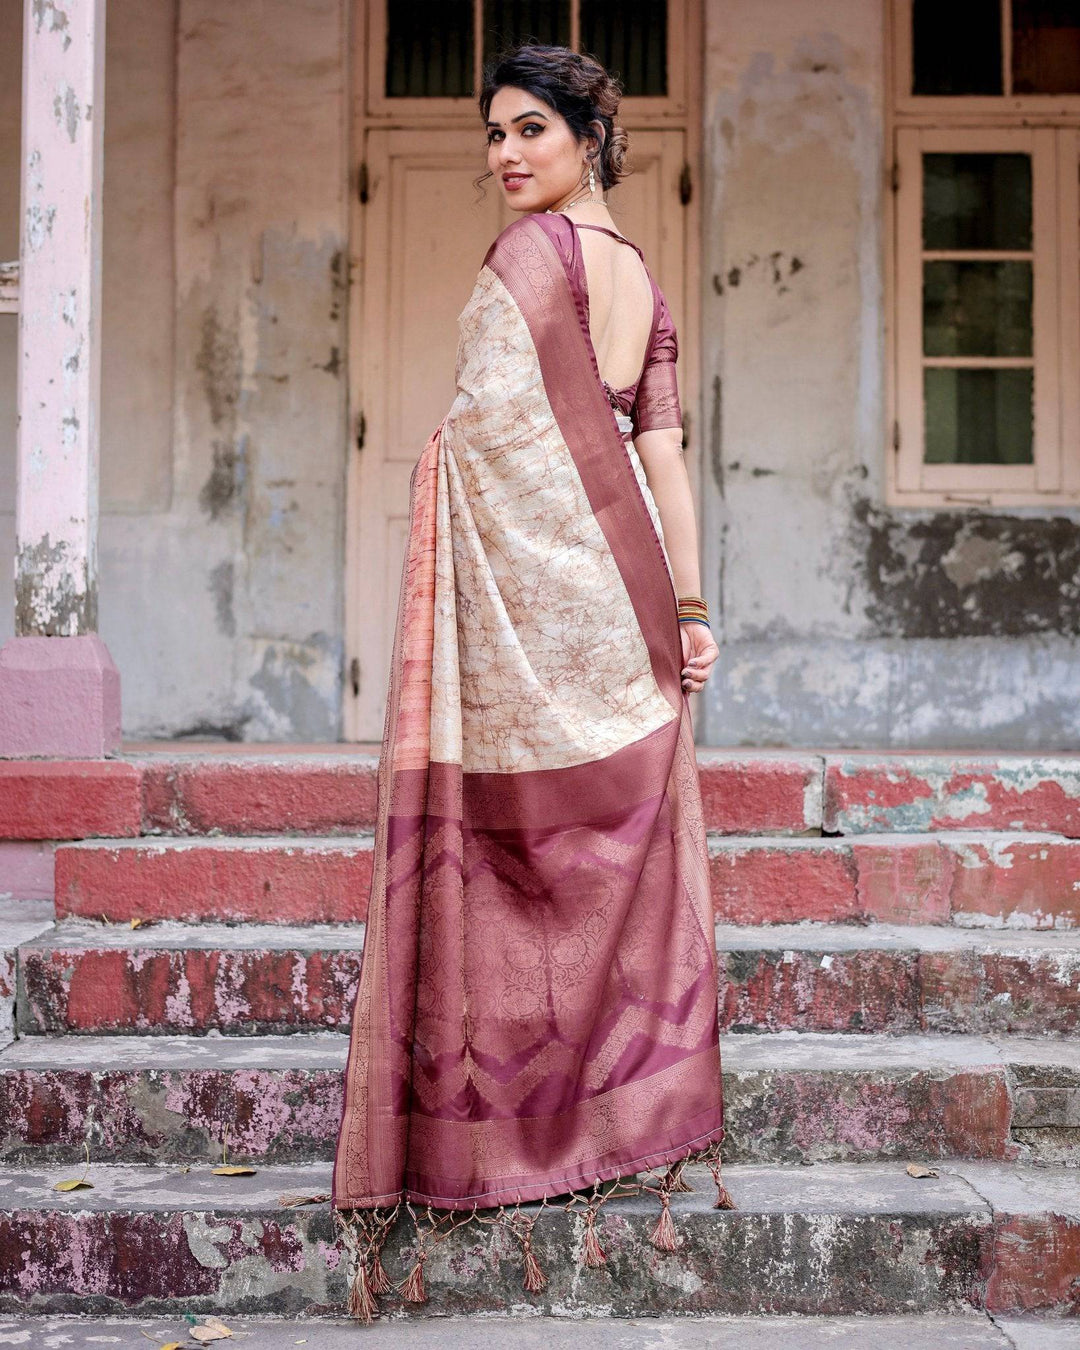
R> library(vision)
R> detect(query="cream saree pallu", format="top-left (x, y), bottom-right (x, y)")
top-left (332, 213), bottom-right (732, 1319)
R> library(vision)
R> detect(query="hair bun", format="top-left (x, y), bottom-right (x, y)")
top-left (479, 43), bottom-right (632, 192)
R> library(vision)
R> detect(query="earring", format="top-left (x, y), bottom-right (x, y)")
top-left (588, 161), bottom-right (596, 193)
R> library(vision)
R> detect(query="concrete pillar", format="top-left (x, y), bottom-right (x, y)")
top-left (0, 0), bottom-right (120, 757)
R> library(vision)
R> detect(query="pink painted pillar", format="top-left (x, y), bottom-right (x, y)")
top-left (0, 0), bottom-right (120, 758)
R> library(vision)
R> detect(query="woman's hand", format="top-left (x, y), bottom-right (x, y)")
top-left (680, 621), bottom-right (719, 694)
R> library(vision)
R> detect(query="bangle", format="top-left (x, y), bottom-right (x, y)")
top-left (677, 595), bottom-right (709, 627)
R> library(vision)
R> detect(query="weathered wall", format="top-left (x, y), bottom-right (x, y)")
top-left (700, 0), bottom-right (1080, 747)
top-left (0, 0), bottom-right (23, 618)
top-left (1, 0), bottom-right (349, 739)
top-left (4, 0), bottom-right (1077, 746)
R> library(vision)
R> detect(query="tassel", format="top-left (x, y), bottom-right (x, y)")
top-left (713, 1180), bottom-right (737, 1210)
top-left (400, 1256), bottom-right (428, 1304)
top-left (369, 1249), bottom-right (393, 1294)
top-left (650, 1192), bottom-right (678, 1252)
top-left (707, 1156), bottom-right (738, 1210)
top-left (511, 1214), bottom-right (547, 1293)
top-left (347, 1258), bottom-right (378, 1324)
top-left (581, 1204), bottom-right (607, 1268)
top-left (334, 1208), bottom-right (383, 1325)
top-left (522, 1245), bottom-right (547, 1293)
top-left (664, 1161), bottom-right (693, 1192)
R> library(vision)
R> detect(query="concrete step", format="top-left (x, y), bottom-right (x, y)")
top-left (1, 1031), bottom-right (1075, 1166)
top-left (14, 919), bottom-right (1080, 1038)
top-left (1, 751), bottom-right (824, 841)
top-left (8, 749), bottom-right (1080, 841)
top-left (4, 1313), bottom-right (1078, 1350)
top-left (824, 755), bottom-right (1080, 836)
top-left (711, 834), bottom-right (1080, 928)
top-left (0, 902), bottom-right (53, 1043)
top-left (54, 835), bottom-right (374, 924)
top-left (51, 832), bottom-right (1080, 927)
top-left (1, 1160), bottom-right (1077, 1317)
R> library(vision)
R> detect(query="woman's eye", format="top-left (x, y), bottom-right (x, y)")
top-left (487, 123), bottom-right (543, 144)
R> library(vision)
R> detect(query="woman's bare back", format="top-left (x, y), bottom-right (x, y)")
top-left (572, 222), bottom-right (656, 394)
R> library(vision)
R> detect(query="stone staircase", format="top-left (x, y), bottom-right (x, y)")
top-left (0, 748), bottom-right (1078, 1323)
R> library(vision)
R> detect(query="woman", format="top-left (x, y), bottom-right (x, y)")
top-left (332, 42), bottom-right (732, 1321)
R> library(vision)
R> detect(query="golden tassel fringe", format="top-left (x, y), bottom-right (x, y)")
top-left (649, 1191), bottom-right (678, 1252)
top-left (581, 1203), bottom-right (607, 1267)
top-left (334, 1136), bottom-right (734, 1319)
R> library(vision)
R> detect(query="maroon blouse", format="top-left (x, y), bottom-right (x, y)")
top-left (536, 214), bottom-right (683, 439)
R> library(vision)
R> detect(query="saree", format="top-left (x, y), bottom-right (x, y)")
top-left (332, 211), bottom-right (732, 1320)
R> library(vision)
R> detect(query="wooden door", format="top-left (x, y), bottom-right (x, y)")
top-left (345, 130), bottom-right (688, 740)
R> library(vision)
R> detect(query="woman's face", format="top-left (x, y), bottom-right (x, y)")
top-left (485, 85), bottom-right (588, 213)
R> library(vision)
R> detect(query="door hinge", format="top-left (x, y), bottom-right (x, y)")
top-left (890, 161), bottom-right (900, 193)
top-left (357, 161), bottom-right (369, 204)
top-left (349, 656), bottom-right (360, 697)
top-left (355, 410), bottom-right (366, 451)
top-left (892, 419), bottom-right (901, 452)
top-left (679, 162), bottom-right (692, 206)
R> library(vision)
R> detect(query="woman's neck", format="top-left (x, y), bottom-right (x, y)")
top-left (554, 199), bottom-right (617, 231)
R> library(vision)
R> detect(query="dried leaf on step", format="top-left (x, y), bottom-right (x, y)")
top-left (53, 1178), bottom-right (94, 1191)
top-left (190, 1319), bottom-right (234, 1342)
top-left (211, 1165), bottom-right (257, 1176)
top-left (905, 1162), bottom-right (939, 1178)
top-left (278, 1192), bottom-right (330, 1207)
top-left (159, 1343), bottom-right (184, 1349)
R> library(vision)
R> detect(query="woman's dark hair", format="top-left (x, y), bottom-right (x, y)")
top-left (476, 43), bottom-right (630, 194)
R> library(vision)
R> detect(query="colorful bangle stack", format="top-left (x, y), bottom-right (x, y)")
top-left (677, 595), bottom-right (710, 627)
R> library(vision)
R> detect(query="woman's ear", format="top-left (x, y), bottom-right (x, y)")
top-left (589, 119), bottom-right (605, 159)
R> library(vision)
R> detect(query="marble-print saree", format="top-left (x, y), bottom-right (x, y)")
top-left (332, 211), bottom-right (732, 1321)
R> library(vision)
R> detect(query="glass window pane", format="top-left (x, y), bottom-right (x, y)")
top-left (923, 261), bottom-right (1033, 358)
top-left (1013, 0), bottom-right (1080, 93)
top-left (912, 0), bottom-right (1003, 95)
top-left (483, 1), bottom-right (571, 66)
top-left (923, 154), bottom-right (1032, 251)
top-left (924, 368), bottom-right (1034, 464)
top-left (580, 0), bottom-right (667, 97)
top-left (386, 0), bottom-right (473, 97)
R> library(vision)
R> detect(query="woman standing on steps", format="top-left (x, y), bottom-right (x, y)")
top-left (332, 41), bottom-right (733, 1321)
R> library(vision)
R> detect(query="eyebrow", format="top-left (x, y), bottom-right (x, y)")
top-left (485, 110), bottom-right (549, 128)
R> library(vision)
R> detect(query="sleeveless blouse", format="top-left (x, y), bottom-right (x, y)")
top-left (544, 215), bottom-right (683, 440)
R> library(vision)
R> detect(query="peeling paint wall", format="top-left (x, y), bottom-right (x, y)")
top-left (701, 0), bottom-right (1080, 748)
top-left (1, 0), bottom-right (348, 739)
top-left (0, 1), bottom-right (23, 620)
top-left (3, 0), bottom-right (1077, 744)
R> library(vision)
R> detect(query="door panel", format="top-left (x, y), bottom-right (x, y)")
top-left (345, 127), bottom-right (686, 739)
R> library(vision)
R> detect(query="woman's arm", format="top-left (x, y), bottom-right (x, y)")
top-left (633, 426), bottom-right (719, 694)
top-left (633, 427), bottom-right (701, 597)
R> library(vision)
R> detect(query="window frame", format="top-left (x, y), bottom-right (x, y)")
top-left (893, 0), bottom-right (1080, 117)
top-left (887, 1), bottom-right (1080, 507)
top-left (364, 0), bottom-right (690, 123)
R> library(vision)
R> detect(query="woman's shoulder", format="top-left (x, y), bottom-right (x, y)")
top-left (483, 212), bottom-right (573, 268)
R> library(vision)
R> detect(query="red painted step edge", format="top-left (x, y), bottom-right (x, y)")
top-left (0, 762), bottom-right (141, 841)
top-left (54, 841), bottom-right (373, 924)
top-left (53, 834), bottom-right (1080, 928)
top-left (824, 757), bottom-right (1080, 837)
top-left (139, 757), bottom-right (379, 836)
